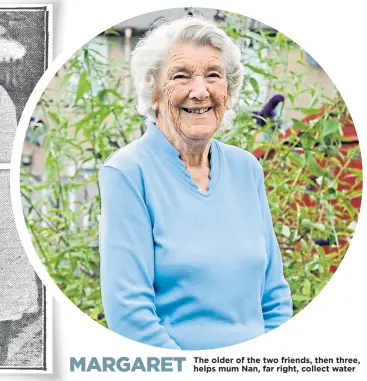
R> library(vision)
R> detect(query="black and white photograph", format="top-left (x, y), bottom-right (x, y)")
top-left (0, 170), bottom-right (47, 371)
top-left (0, 4), bottom-right (51, 372)
top-left (0, 5), bottom-right (50, 162)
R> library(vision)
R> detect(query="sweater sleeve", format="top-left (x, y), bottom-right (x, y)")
top-left (255, 162), bottom-right (293, 332)
top-left (98, 165), bottom-right (181, 349)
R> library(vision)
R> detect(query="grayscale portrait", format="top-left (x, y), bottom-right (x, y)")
top-left (0, 171), bottom-right (47, 370)
top-left (0, 5), bottom-right (51, 371)
top-left (0, 6), bottom-right (50, 162)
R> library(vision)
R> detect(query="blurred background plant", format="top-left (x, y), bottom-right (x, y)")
top-left (20, 8), bottom-right (362, 328)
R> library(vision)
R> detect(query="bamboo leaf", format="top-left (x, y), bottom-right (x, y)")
top-left (75, 71), bottom-right (91, 103)
top-left (320, 119), bottom-right (342, 138)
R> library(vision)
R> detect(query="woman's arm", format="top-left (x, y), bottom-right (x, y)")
top-left (255, 162), bottom-right (293, 332)
top-left (98, 165), bottom-right (181, 349)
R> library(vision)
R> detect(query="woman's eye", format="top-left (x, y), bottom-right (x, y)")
top-left (208, 73), bottom-right (221, 78)
top-left (174, 74), bottom-right (188, 80)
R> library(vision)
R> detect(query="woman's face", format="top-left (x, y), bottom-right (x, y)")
top-left (154, 42), bottom-right (229, 142)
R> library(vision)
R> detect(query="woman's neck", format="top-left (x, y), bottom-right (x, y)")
top-left (180, 146), bottom-right (210, 169)
top-left (156, 121), bottom-right (211, 170)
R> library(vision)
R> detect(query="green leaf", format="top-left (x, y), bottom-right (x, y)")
top-left (288, 152), bottom-right (304, 167)
top-left (300, 239), bottom-right (309, 252)
top-left (302, 279), bottom-right (311, 296)
top-left (309, 90), bottom-right (321, 108)
top-left (48, 111), bottom-right (60, 125)
top-left (320, 119), bottom-right (342, 138)
top-left (292, 119), bottom-right (309, 132)
top-left (45, 154), bottom-right (58, 182)
top-left (292, 294), bottom-right (312, 302)
top-left (64, 282), bottom-right (81, 293)
top-left (296, 107), bottom-right (322, 115)
top-left (244, 30), bottom-right (272, 48)
top-left (104, 28), bottom-right (120, 36)
top-left (74, 112), bottom-right (97, 135)
top-left (301, 219), bottom-right (313, 229)
top-left (53, 274), bottom-right (68, 284)
top-left (307, 154), bottom-right (325, 177)
top-left (313, 222), bottom-right (326, 232)
top-left (300, 133), bottom-right (316, 150)
top-left (301, 219), bottom-right (325, 232)
top-left (245, 63), bottom-right (277, 79)
top-left (97, 88), bottom-right (123, 102)
top-left (75, 71), bottom-right (91, 103)
top-left (249, 77), bottom-right (259, 96)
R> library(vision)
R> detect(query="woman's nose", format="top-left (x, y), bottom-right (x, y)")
top-left (189, 76), bottom-right (210, 100)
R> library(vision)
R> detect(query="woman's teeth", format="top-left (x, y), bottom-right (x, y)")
top-left (182, 107), bottom-right (212, 114)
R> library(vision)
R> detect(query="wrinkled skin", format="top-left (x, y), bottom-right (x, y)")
top-left (154, 42), bottom-right (229, 170)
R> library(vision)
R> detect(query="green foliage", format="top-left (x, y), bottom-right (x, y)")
top-left (21, 11), bottom-right (362, 327)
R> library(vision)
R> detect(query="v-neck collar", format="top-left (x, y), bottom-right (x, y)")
top-left (142, 120), bottom-right (221, 197)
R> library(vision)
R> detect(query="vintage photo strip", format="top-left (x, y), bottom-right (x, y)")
top-left (0, 4), bottom-right (52, 372)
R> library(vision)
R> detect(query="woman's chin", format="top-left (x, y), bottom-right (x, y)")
top-left (178, 120), bottom-right (219, 140)
top-left (182, 125), bottom-right (217, 140)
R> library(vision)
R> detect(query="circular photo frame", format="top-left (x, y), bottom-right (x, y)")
top-left (12, 7), bottom-right (363, 351)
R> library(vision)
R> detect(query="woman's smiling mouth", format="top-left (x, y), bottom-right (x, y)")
top-left (181, 106), bottom-right (214, 114)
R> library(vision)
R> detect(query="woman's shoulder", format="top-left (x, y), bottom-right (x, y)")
top-left (102, 130), bottom-right (154, 171)
top-left (215, 141), bottom-right (264, 189)
top-left (215, 140), bottom-right (263, 172)
top-left (99, 137), bottom-right (151, 191)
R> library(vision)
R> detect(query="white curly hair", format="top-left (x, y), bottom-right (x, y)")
top-left (130, 16), bottom-right (244, 129)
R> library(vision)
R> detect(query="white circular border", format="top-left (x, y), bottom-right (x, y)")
top-left (8, 0), bottom-right (367, 361)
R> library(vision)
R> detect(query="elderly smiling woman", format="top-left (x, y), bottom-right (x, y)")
top-left (98, 16), bottom-right (293, 350)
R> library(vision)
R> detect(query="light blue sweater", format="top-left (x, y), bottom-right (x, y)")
top-left (99, 121), bottom-right (292, 350)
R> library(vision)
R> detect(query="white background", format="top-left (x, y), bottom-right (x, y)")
top-left (3, 0), bottom-right (367, 379)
